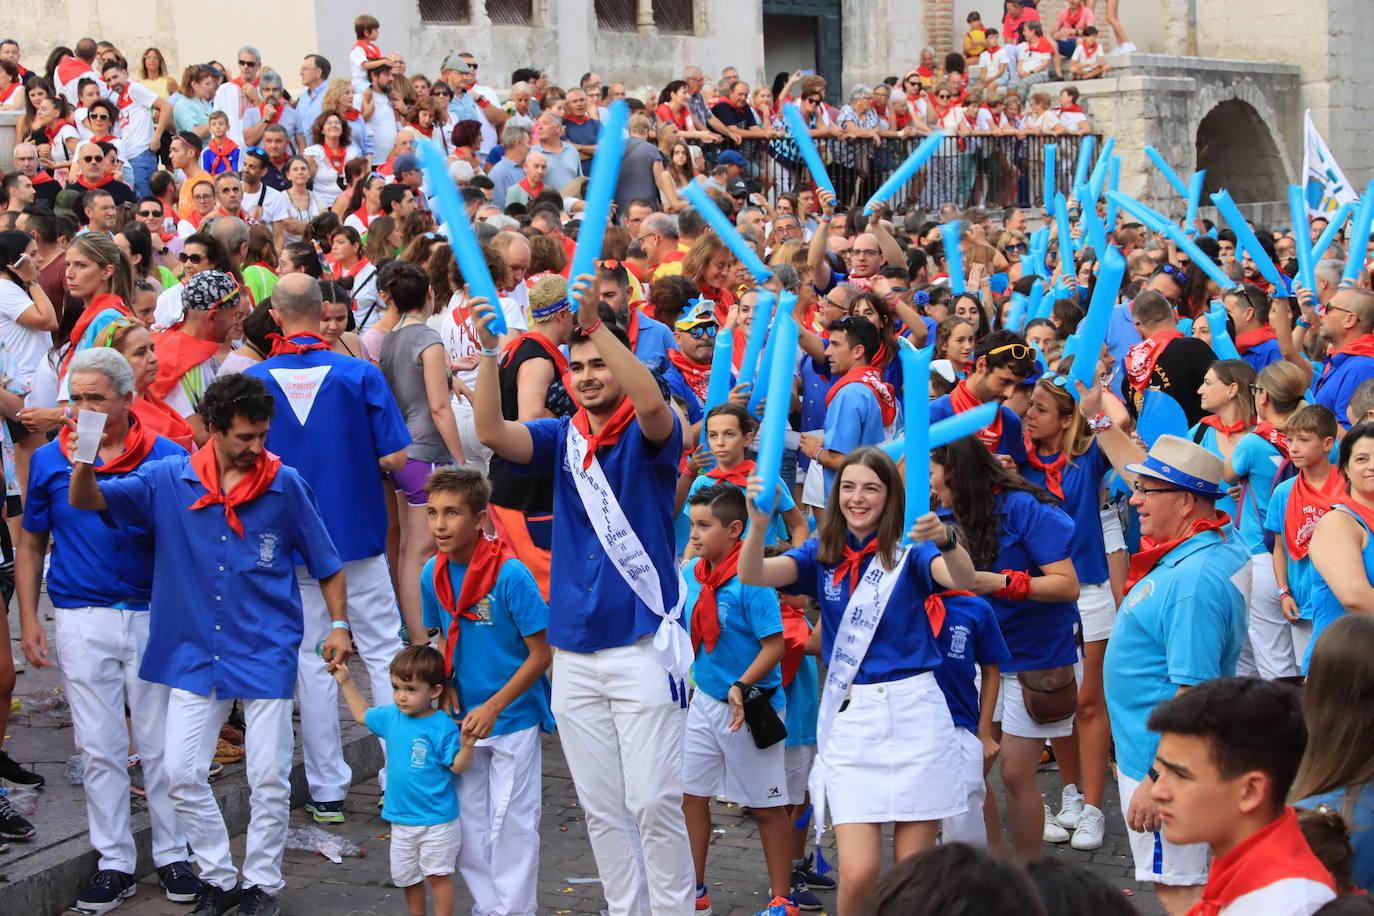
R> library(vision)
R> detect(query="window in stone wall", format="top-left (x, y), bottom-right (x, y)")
top-left (418, 0), bottom-right (472, 23)
top-left (488, 0), bottom-right (534, 25)
top-left (653, 0), bottom-right (694, 34)
top-left (594, 0), bottom-right (638, 31)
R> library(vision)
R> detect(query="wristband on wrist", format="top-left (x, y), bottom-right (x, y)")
top-left (578, 317), bottom-right (603, 336)
top-left (1278, 585), bottom-right (1292, 598)
top-left (330, 620), bottom-right (351, 632)
top-left (994, 569), bottom-right (1033, 601)
top-left (1087, 411), bottom-right (1113, 433)
top-left (480, 345), bottom-right (500, 358)
top-left (1295, 318), bottom-right (1311, 329)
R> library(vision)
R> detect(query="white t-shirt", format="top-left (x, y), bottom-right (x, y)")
top-left (162, 357), bottom-right (219, 418)
top-left (438, 291), bottom-right (529, 390)
top-left (0, 280), bottom-right (52, 390)
top-left (1057, 109), bottom-right (1089, 132)
top-left (355, 89), bottom-right (397, 163)
top-left (1072, 43), bottom-right (1106, 66)
top-left (241, 182), bottom-right (287, 226)
top-left (1018, 41), bottom-right (1053, 74)
top-left (303, 143), bottom-right (360, 208)
top-left (115, 82), bottom-right (160, 159)
top-left (979, 47), bottom-right (1010, 79)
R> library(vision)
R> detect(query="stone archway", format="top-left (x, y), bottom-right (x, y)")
top-left (1195, 99), bottom-right (1288, 204)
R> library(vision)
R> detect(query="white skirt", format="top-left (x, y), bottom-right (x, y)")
top-left (822, 672), bottom-right (967, 824)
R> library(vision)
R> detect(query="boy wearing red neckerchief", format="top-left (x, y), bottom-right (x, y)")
top-left (419, 469), bottom-right (553, 916)
top-left (930, 328), bottom-right (1035, 465)
top-left (201, 112), bottom-right (241, 175)
top-left (681, 483), bottom-right (796, 916)
top-left (1147, 678), bottom-right (1334, 916)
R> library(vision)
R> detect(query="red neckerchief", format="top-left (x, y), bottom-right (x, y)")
top-left (230, 76), bottom-right (259, 89)
top-left (1063, 5), bottom-right (1087, 27)
top-left (1125, 512), bottom-right (1232, 594)
top-left (826, 363), bottom-right (897, 426)
top-left (1027, 36), bottom-right (1055, 54)
top-left (500, 331), bottom-right (571, 381)
top-left (924, 588), bottom-right (977, 638)
top-left (185, 206), bottom-right (211, 230)
top-left (1201, 415), bottom-right (1251, 437)
top-left (114, 84), bottom-right (134, 108)
top-left (353, 39), bottom-right (383, 60)
top-left (321, 142), bottom-right (347, 175)
top-left (205, 137), bottom-right (238, 173)
top-left (780, 602), bottom-right (811, 686)
top-left (516, 177), bottom-right (544, 198)
top-left (268, 153), bottom-right (289, 171)
top-left (1024, 442), bottom-right (1068, 500)
top-left (350, 207), bottom-right (376, 229)
top-left (131, 393), bottom-right (195, 452)
top-left (30, 170), bottom-right (55, 186)
top-left (332, 256), bottom-right (371, 281)
top-left (408, 122), bottom-right (433, 139)
top-left (433, 536), bottom-right (515, 677)
top-left (894, 108), bottom-right (913, 129)
top-left (1057, 104), bottom-right (1084, 114)
top-left (706, 458), bottom-right (756, 488)
top-left (1234, 326), bottom-right (1277, 353)
top-left (917, 65), bottom-right (935, 78)
top-left (1250, 423), bottom-right (1290, 459)
top-left (1126, 328), bottom-right (1184, 392)
top-left (268, 331), bottom-right (332, 356)
top-left (55, 55), bottom-right (93, 86)
top-left (60, 413), bottom-right (157, 474)
top-left (570, 396), bottom-right (637, 469)
top-left (74, 173), bottom-right (114, 190)
top-left (928, 93), bottom-right (955, 122)
top-left (258, 102), bottom-right (282, 124)
top-left (667, 348), bottom-right (710, 401)
top-left (187, 443), bottom-right (281, 538)
top-left (564, 113), bottom-right (590, 125)
top-left (44, 119), bottom-right (75, 143)
top-left (831, 536), bottom-right (880, 591)
top-left (691, 541), bottom-right (744, 654)
top-left (1081, 40), bottom-right (1099, 56)
top-left (149, 326), bottom-right (221, 398)
top-left (88, 134), bottom-right (118, 146)
top-left (625, 307), bottom-right (641, 351)
top-left (1284, 466), bottom-right (1345, 559)
top-left (1325, 334), bottom-right (1374, 376)
top-left (0, 81), bottom-right (23, 105)
top-left (951, 379), bottom-right (1002, 450)
top-left (1187, 808), bottom-right (1335, 916)
top-left (61, 294), bottom-right (132, 377)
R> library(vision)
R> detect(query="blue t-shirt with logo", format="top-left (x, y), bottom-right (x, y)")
top-left (1103, 528), bottom-right (1248, 780)
top-left (931, 592), bottom-right (1011, 732)
top-left (364, 704), bottom-right (463, 826)
top-left (682, 560), bottom-right (784, 711)
top-left (930, 395), bottom-right (1028, 464)
top-left (420, 554), bottom-right (554, 737)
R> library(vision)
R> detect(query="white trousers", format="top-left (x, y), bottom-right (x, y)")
top-left (54, 607), bottom-right (186, 873)
top-left (1247, 553), bottom-right (1299, 680)
top-left (551, 639), bottom-right (695, 916)
top-left (457, 725), bottom-right (543, 916)
top-left (164, 689), bottom-right (293, 894)
top-left (296, 554), bottom-right (404, 800)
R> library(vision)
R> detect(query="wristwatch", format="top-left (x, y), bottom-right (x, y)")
top-left (938, 525), bottom-right (959, 552)
top-left (730, 680), bottom-right (750, 697)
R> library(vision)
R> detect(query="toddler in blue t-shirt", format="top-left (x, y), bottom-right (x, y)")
top-left (336, 645), bottom-right (472, 916)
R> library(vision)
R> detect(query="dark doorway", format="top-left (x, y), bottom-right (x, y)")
top-left (762, 0), bottom-right (842, 104)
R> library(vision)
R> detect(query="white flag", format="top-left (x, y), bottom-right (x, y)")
top-left (1302, 110), bottom-right (1358, 216)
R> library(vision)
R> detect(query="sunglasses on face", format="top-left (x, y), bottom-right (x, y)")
top-left (178, 252), bottom-right (206, 264)
top-left (80, 155), bottom-right (101, 163)
top-left (138, 209), bottom-right (161, 218)
top-left (239, 60), bottom-right (258, 68)
top-left (1160, 264), bottom-right (1187, 283)
top-left (685, 324), bottom-right (718, 339)
top-left (89, 113), bottom-right (109, 121)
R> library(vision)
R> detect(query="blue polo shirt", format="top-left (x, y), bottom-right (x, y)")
top-left (1229, 432), bottom-right (1284, 555)
top-left (782, 535), bottom-right (943, 684)
top-left (99, 454), bottom-right (343, 699)
top-left (682, 559), bottom-right (784, 711)
top-left (510, 412), bottom-right (683, 653)
top-left (822, 381), bottom-right (886, 493)
top-left (983, 490), bottom-right (1080, 672)
top-left (24, 435), bottom-right (187, 610)
top-left (364, 705), bottom-right (462, 826)
top-left (1316, 348), bottom-right (1374, 428)
top-left (561, 116), bottom-right (601, 174)
top-left (1264, 476), bottom-right (1329, 627)
top-left (931, 592), bottom-right (1011, 732)
top-left (1103, 527), bottom-right (1248, 780)
top-left (420, 554), bottom-right (555, 737)
top-left (1238, 337), bottom-right (1282, 374)
top-left (630, 312), bottom-right (678, 374)
top-left (1019, 441), bottom-right (1111, 586)
top-left (247, 345), bottom-right (411, 561)
top-left (930, 394), bottom-right (1028, 464)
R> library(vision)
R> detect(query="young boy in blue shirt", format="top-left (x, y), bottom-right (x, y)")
top-left (335, 646), bottom-right (472, 916)
top-left (927, 589), bottom-right (1011, 847)
top-left (419, 468), bottom-right (553, 916)
top-left (681, 484), bottom-right (797, 916)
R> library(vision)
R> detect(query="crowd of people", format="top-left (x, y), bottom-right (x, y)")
top-left (0, 11), bottom-right (1373, 916)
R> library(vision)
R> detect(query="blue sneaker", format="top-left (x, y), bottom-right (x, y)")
top-left (791, 853), bottom-right (836, 890)
top-left (790, 882), bottom-right (823, 911)
top-left (751, 895), bottom-right (798, 916)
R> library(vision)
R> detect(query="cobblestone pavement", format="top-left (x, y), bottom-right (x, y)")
top-left (6, 601), bottom-right (1164, 916)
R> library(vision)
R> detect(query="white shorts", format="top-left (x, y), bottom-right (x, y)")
top-left (784, 744), bottom-right (816, 807)
top-left (1100, 498), bottom-right (1127, 554)
top-left (1078, 581), bottom-right (1117, 643)
top-left (802, 458), bottom-right (826, 510)
top-left (822, 672), bottom-right (966, 824)
top-left (1116, 772), bottom-right (1208, 886)
top-left (940, 728), bottom-right (989, 846)
top-left (1247, 553), bottom-right (1299, 680)
top-left (993, 666), bottom-right (1081, 739)
top-left (682, 692), bottom-right (789, 808)
top-left (390, 817), bottom-right (461, 889)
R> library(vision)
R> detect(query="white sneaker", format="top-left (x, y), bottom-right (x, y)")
top-left (1071, 803), bottom-right (1106, 850)
top-left (1056, 783), bottom-right (1085, 829)
top-left (1043, 803), bottom-right (1070, 843)
top-left (1110, 42), bottom-right (1137, 56)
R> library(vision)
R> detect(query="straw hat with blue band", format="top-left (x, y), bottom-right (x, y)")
top-left (1124, 434), bottom-right (1228, 499)
top-left (528, 274), bottom-right (570, 321)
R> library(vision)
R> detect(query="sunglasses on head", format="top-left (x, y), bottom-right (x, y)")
top-left (987, 342), bottom-right (1033, 360)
